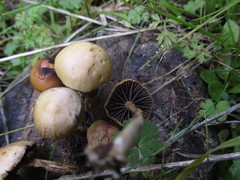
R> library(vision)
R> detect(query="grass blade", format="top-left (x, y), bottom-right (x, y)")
top-left (176, 135), bottom-right (240, 180)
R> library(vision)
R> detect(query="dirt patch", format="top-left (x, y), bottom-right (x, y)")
top-left (0, 34), bottom-right (218, 179)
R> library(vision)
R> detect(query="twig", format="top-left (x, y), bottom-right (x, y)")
top-left (0, 99), bottom-right (9, 145)
top-left (168, 103), bottom-right (240, 143)
top-left (190, 103), bottom-right (240, 131)
top-left (207, 120), bottom-right (240, 126)
top-left (63, 23), bottom-right (92, 43)
top-left (56, 152), bottom-right (240, 180)
top-left (26, 158), bottom-right (78, 174)
top-left (50, 23), bottom-right (92, 58)
top-left (0, 28), bottom-right (155, 63)
top-left (21, 0), bottom-right (103, 25)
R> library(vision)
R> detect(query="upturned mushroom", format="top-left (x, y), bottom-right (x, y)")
top-left (104, 79), bottom-right (152, 126)
top-left (55, 41), bottom-right (112, 93)
top-left (87, 120), bottom-right (119, 146)
top-left (0, 141), bottom-right (34, 179)
top-left (30, 58), bottom-right (64, 92)
top-left (33, 87), bottom-right (84, 140)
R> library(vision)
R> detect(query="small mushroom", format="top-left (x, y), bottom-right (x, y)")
top-left (55, 41), bottom-right (112, 93)
top-left (104, 79), bottom-right (152, 126)
top-left (0, 141), bottom-right (34, 179)
top-left (86, 103), bottom-right (144, 175)
top-left (34, 87), bottom-right (84, 140)
top-left (87, 120), bottom-right (119, 146)
top-left (30, 58), bottom-right (64, 92)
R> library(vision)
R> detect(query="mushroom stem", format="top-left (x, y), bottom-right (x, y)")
top-left (112, 104), bottom-right (144, 160)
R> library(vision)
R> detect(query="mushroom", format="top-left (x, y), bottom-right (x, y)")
top-left (0, 141), bottom-right (34, 179)
top-left (34, 87), bottom-right (84, 140)
top-left (55, 41), bottom-right (112, 93)
top-left (30, 58), bottom-right (64, 92)
top-left (86, 102), bottom-right (144, 175)
top-left (87, 120), bottom-right (119, 146)
top-left (104, 79), bottom-right (152, 126)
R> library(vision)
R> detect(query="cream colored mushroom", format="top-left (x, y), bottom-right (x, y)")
top-left (0, 141), bottom-right (34, 179)
top-left (34, 87), bottom-right (84, 140)
top-left (55, 41), bottom-right (112, 93)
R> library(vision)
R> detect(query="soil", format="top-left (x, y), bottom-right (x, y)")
top-left (0, 34), bottom-right (218, 179)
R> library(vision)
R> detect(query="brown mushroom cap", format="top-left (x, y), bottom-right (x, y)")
top-left (34, 87), bottom-right (84, 140)
top-left (104, 79), bottom-right (152, 126)
top-left (0, 141), bottom-right (34, 179)
top-left (87, 120), bottom-right (119, 146)
top-left (55, 42), bottom-right (112, 93)
top-left (30, 58), bottom-right (64, 92)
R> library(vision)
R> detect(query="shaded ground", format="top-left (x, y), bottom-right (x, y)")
top-left (0, 34), bottom-right (218, 179)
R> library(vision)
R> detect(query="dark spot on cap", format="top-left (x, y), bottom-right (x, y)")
top-left (40, 68), bottom-right (54, 76)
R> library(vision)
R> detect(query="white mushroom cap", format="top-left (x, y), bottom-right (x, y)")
top-left (34, 87), bottom-right (84, 140)
top-left (55, 41), bottom-right (112, 93)
top-left (0, 141), bottom-right (34, 179)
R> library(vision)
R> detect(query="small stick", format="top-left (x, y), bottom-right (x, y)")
top-left (57, 152), bottom-right (240, 180)
top-left (190, 103), bottom-right (240, 132)
top-left (26, 158), bottom-right (78, 174)
top-left (168, 103), bottom-right (240, 143)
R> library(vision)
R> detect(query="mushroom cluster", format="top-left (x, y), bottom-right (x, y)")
top-left (29, 41), bottom-right (153, 174)
top-left (30, 41), bottom-right (113, 140)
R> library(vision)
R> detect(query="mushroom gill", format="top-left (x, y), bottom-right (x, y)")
top-left (104, 79), bottom-right (152, 126)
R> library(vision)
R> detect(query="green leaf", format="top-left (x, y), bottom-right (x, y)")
top-left (196, 51), bottom-right (212, 64)
top-left (141, 12), bottom-right (150, 23)
top-left (183, 46), bottom-right (197, 59)
top-left (176, 135), bottom-right (240, 180)
top-left (223, 19), bottom-right (239, 46)
top-left (128, 6), bottom-right (149, 25)
top-left (127, 120), bottom-right (163, 170)
top-left (128, 7), bottom-right (142, 24)
top-left (138, 120), bottom-right (158, 144)
top-left (200, 70), bottom-right (219, 84)
top-left (199, 100), bottom-right (230, 122)
top-left (129, 146), bottom-right (139, 167)
top-left (208, 81), bottom-right (225, 100)
top-left (4, 41), bottom-right (18, 56)
top-left (10, 58), bottom-right (21, 66)
top-left (140, 139), bottom-right (163, 157)
top-left (229, 159), bottom-right (240, 179)
top-left (151, 14), bottom-right (160, 21)
top-left (157, 30), bottom-right (177, 49)
top-left (216, 67), bottom-right (229, 80)
top-left (228, 83), bottom-right (240, 94)
top-left (199, 99), bottom-right (215, 118)
top-left (59, 0), bottom-right (82, 11)
top-left (218, 129), bottom-right (230, 144)
top-left (183, 0), bottom-right (204, 13)
top-left (215, 101), bottom-right (230, 121)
